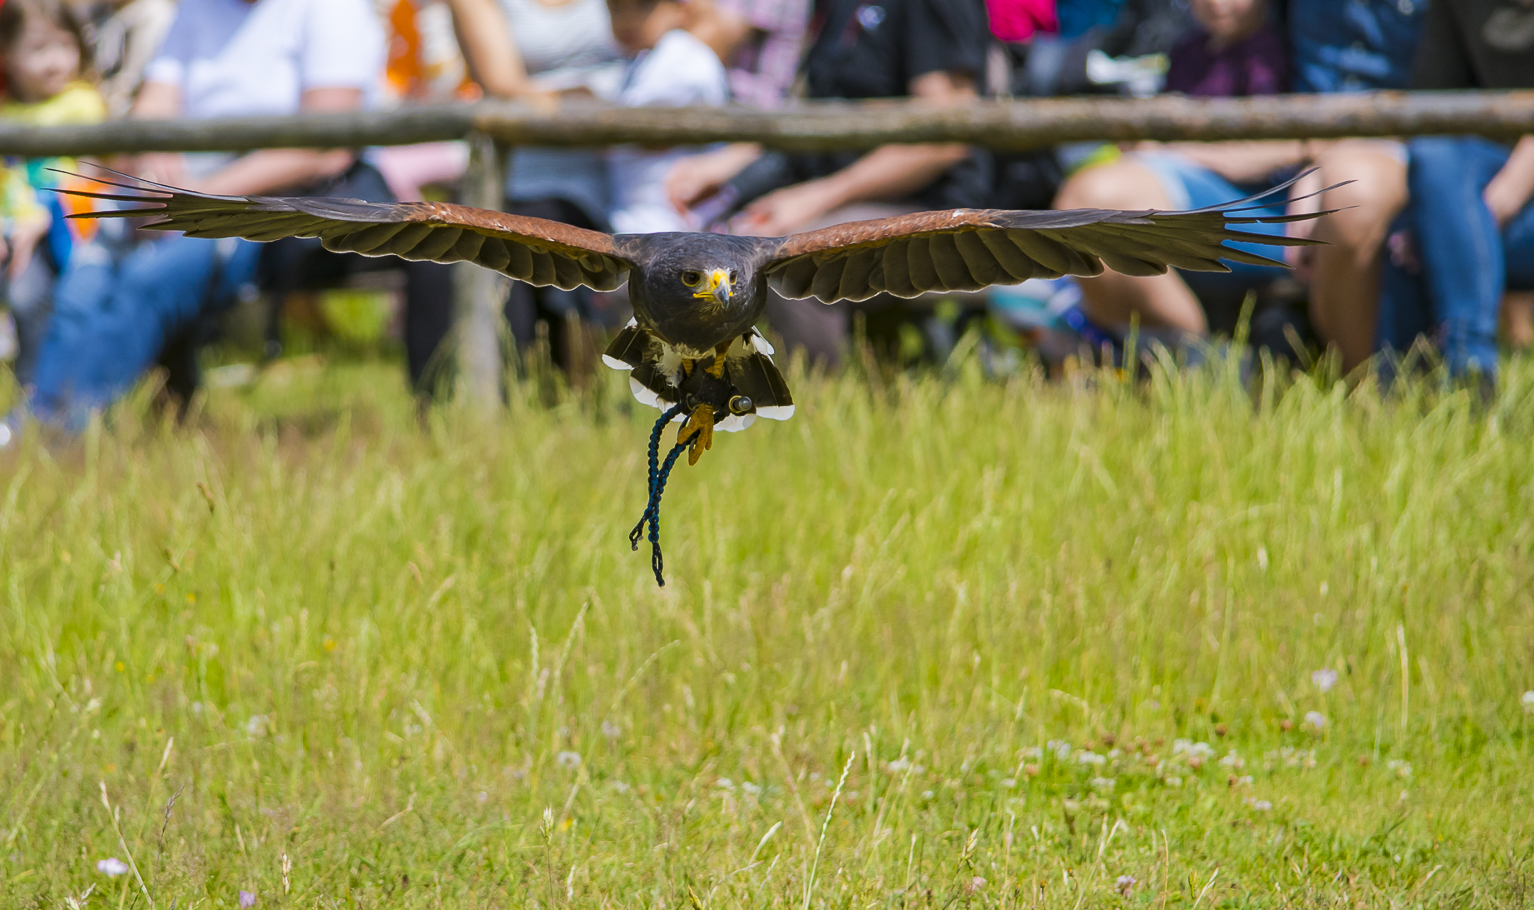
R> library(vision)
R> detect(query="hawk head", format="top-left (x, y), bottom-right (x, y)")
top-left (624, 233), bottom-right (768, 353)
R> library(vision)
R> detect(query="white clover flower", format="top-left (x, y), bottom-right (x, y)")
top-left (717, 778), bottom-right (735, 791)
top-left (96, 858), bottom-right (129, 877)
top-left (1190, 742), bottom-right (1214, 759)
top-left (1163, 776), bottom-right (1182, 788)
top-left (921, 790), bottom-right (935, 800)
top-left (742, 781), bottom-right (762, 796)
top-left (1235, 775), bottom-right (1253, 787)
top-left (1021, 746), bottom-right (1043, 759)
top-left (1523, 691), bottom-right (1534, 714)
top-left (601, 720), bottom-right (621, 741)
top-left (885, 757), bottom-right (911, 773)
top-left (1078, 751), bottom-right (1107, 766)
top-left (1304, 711), bottom-right (1327, 730)
top-left (555, 750), bottom-right (582, 771)
top-left (1107, 748), bottom-right (1123, 759)
top-left (1218, 751), bottom-right (1245, 769)
top-left (1048, 740), bottom-right (1072, 760)
top-left (611, 780), bottom-right (631, 794)
top-left (1172, 738), bottom-right (1192, 755)
top-left (1116, 875), bottom-right (1137, 897)
top-left (1245, 798), bottom-right (1273, 811)
top-left (1000, 778), bottom-right (1016, 789)
top-left (1312, 669), bottom-right (1338, 693)
top-left (1090, 777), bottom-right (1115, 790)
top-left (1387, 760), bottom-right (1412, 779)
top-left (244, 715), bottom-right (269, 737)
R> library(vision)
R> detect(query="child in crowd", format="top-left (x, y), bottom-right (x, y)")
top-left (0, 0), bottom-right (107, 387)
top-left (606, 0), bottom-right (728, 234)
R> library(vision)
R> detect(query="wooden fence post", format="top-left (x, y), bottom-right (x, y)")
top-left (456, 131), bottom-right (507, 410)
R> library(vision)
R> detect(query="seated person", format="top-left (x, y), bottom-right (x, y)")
top-left (667, 0), bottom-right (991, 366)
top-left (1376, 0), bottom-right (1534, 386)
top-left (606, 0), bottom-right (729, 235)
top-left (1280, 0), bottom-right (1429, 373)
top-left (1051, 0), bottom-right (1294, 342)
top-left (22, 0), bottom-right (385, 429)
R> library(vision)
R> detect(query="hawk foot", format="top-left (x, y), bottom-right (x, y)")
top-left (677, 403), bottom-right (715, 465)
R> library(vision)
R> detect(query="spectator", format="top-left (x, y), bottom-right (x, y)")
top-left (1377, 0), bottom-right (1534, 385)
top-left (19, 0), bottom-right (385, 430)
top-left (667, 0), bottom-right (991, 365)
top-left (1280, 0), bottom-right (1429, 374)
top-left (440, 0), bottom-right (624, 371)
top-left (606, 0), bottom-right (728, 235)
top-left (0, 0), bottom-right (107, 388)
top-left (689, 0), bottom-right (809, 108)
top-left (1051, 0), bottom-right (1296, 341)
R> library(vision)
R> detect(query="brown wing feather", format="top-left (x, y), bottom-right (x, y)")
top-left (763, 175), bottom-right (1338, 304)
top-left (54, 171), bottom-right (634, 292)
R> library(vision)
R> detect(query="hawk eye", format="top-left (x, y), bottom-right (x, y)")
top-left (729, 269), bottom-right (740, 284)
top-left (681, 270), bottom-right (703, 287)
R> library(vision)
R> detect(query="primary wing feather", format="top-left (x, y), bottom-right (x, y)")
top-left (763, 175), bottom-right (1336, 304)
top-left (55, 171), bottom-right (634, 292)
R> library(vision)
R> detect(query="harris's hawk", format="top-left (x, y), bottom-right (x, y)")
top-left (56, 170), bottom-right (1331, 583)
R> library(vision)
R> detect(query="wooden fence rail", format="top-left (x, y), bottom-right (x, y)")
top-left (1, 91), bottom-right (1531, 157)
top-left (5, 91), bottom-right (1531, 403)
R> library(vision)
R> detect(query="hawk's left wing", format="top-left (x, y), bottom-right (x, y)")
top-left (761, 176), bottom-right (1335, 304)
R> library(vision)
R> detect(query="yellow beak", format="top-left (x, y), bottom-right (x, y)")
top-left (692, 268), bottom-right (732, 305)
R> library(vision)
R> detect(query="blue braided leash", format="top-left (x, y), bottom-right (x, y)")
top-left (630, 404), bottom-right (688, 586)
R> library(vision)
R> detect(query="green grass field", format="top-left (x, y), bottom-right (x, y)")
top-left (3, 354), bottom-right (1534, 908)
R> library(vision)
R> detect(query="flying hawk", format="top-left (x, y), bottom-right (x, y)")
top-left (58, 170), bottom-right (1329, 582)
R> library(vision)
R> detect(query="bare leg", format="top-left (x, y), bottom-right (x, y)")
top-left (1301, 141), bottom-right (1409, 373)
top-left (1054, 159), bottom-right (1209, 335)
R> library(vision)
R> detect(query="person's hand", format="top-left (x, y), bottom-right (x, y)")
top-left (1484, 175), bottom-right (1531, 228)
top-left (133, 151), bottom-right (190, 188)
top-left (731, 179), bottom-right (842, 236)
top-left (665, 145), bottom-right (759, 213)
top-left (6, 218), bottom-right (50, 280)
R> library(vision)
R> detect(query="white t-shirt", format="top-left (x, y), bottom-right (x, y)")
top-left (143, 0), bottom-right (385, 120)
top-left (608, 30), bottom-right (729, 235)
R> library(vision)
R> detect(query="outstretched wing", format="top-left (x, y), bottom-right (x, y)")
top-left (53, 170), bottom-right (633, 292)
top-left (762, 177), bottom-right (1334, 303)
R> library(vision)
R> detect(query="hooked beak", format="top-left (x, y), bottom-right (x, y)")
top-left (693, 268), bottom-right (733, 306)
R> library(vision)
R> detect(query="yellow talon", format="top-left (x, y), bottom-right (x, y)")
top-left (678, 403), bottom-right (714, 465)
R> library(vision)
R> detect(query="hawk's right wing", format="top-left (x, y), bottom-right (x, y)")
top-left (53, 170), bottom-right (634, 292)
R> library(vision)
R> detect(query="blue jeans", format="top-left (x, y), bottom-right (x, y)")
top-left (1387, 137), bottom-right (1534, 378)
top-left (29, 234), bottom-right (260, 422)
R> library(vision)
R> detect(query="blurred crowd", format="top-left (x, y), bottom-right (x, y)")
top-left (0, 0), bottom-right (1531, 437)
